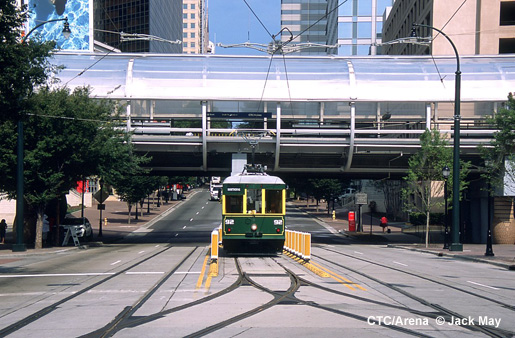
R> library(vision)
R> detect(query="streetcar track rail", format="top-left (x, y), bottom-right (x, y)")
top-left (132, 256), bottom-right (437, 338)
top-left (82, 247), bottom-right (199, 337)
top-left (319, 246), bottom-right (515, 311)
top-left (314, 247), bottom-right (515, 338)
top-left (0, 244), bottom-right (176, 337)
top-left (89, 257), bottom-right (247, 337)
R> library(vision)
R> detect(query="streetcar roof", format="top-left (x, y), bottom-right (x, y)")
top-left (223, 174), bottom-right (285, 186)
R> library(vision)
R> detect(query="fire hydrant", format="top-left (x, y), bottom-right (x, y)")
top-left (332, 210), bottom-right (336, 220)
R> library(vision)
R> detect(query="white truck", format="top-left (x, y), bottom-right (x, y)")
top-left (209, 177), bottom-right (222, 201)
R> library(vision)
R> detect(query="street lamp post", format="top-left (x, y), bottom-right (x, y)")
top-left (485, 181), bottom-right (494, 256)
top-left (12, 17), bottom-right (70, 252)
top-left (412, 24), bottom-right (463, 252)
top-left (442, 166), bottom-right (450, 249)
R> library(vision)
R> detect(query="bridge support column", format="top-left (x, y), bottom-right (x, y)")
top-left (344, 102), bottom-right (355, 171)
top-left (126, 100), bottom-right (131, 133)
top-left (426, 103), bottom-right (432, 129)
top-left (274, 102), bottom-right (281, 171)
top-left (202, 101), bottom-right (207, 171)
top-left (232, 154), bottom-right (247, 175)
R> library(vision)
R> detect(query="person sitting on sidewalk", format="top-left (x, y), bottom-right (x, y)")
top-left (380, 216), bottom-right (389, 233)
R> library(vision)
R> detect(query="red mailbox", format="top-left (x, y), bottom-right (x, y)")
top-left (348, 211), bottom-right (356, 232)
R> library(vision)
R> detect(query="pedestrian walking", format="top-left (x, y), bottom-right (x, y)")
top-left (0, 219), bottom-right (7, 244)
top-left (380, 216), bottom-right (389, 233)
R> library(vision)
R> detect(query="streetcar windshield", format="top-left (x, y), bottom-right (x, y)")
top-left (246, 189), bottom-right (262, 213)
top-left (265, 190), bottom-right (283, 214)
top-left (225, 195), bottom-right (243, 213)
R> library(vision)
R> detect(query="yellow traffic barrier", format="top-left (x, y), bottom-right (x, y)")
top-left (284, 230), bottom-right (311, 261)
top-left (211, 229), bottom-right (219, 260)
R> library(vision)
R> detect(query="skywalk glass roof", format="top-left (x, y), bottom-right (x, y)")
top-left (50, 52), bottom-right (515, 103)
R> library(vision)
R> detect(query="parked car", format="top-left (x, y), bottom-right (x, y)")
top-left (338, 188), bottom-right (356, 203)
top-left (59, 217), bottom-right (93, 242)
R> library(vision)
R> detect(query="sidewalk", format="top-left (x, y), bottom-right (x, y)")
top-left (290, 199), bottom-right (515, 270)
top-left (0, 191), bottom-right (191, 256)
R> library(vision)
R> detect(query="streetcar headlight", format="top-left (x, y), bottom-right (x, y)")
top-left (251, 224), bottom-right (258, 231)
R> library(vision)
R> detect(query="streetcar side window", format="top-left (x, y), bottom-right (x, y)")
top-left (246, 189), bottom-right (262, 213)
top-left (265, 190), bottom-right (283, 214)
top-left (225, 195), bottom-right (243, 213)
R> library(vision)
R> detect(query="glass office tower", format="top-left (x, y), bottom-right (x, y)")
top-left (94, 0), bottom-right (182, 53)
top-left (282, 0), bottom-right (393, 55)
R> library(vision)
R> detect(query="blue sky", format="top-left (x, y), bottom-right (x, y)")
top-left (208, 0), bottom-right (281, 55)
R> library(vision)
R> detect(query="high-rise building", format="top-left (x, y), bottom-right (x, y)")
top-left (281, 0), bottom-right (331, 55)
top-left (382, 0), bottom-right (515, 55)
top-left (281, 0), bottom-right (394, 56)
top-left (94, 0), bottom-right (183, 53)
top-left (327, 0), bottom-right (393, 55)
top-left (182, 0), bottom-right (209, 54)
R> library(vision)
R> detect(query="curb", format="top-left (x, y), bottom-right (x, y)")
top-left (388, 244), bottom-right (515, 270)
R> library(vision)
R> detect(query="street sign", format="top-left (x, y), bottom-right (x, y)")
top-left (355, 193), bottom-right (368, 205)
top-left (93, 189), bottom-right (110, 204)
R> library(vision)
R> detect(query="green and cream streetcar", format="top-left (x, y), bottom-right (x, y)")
top-left (221, 164), bottom-right (286, 253)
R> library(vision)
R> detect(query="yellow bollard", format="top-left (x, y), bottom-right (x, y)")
top-left (211, 229), bottom-right (219, 260)
top-left (304, 233), bottom-right (311, 261)
top-left (332, 210), bottom-right (336, 220)
top-left (104, 218), bottom-right (108, 226)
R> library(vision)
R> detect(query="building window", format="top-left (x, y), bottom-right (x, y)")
top-left (338, 22), bottom-right (353, 38)
top-left (183, 4), bottom-right (187, 9)
top-left (183, 42), bottom-right (188, 48)
top-left (183, 32), bottom-right (188, 38)
top-left (357, 22), bottom-right (372, 38)
top-left (500, 2), bottom-right (515, 25)
top-left (358, 0), bottom-right (372, 16)
top-left (191, 32), bottom-right (195, 38)
top-left (191, 42), bottom-right (195, 48)
top-left (499, 38), bottom-right (515, 53)
top-left (191, 13), bottom-right (195, 19)
top-left (191, 4), bottom-right (196, 9)
top-left (183, 23), bottom-right (187, 28)
top-left (183, 13), bottom-right (187, 19)
top-left (191, 23), bottom-right (195, 28)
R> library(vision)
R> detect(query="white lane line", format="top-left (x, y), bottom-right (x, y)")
top-left (393, 261), bottom-right (408, 267)
top-left (138, 251), bottom-right (145, 254)
top-left (125, 272), bottom-right (165, 275)
top-left (175, 233), bottom-right (179, 237)
top-left (183, 226), bottom-right (187, 229)
top-left (353, 251), bottom-right (364, 255)
top-left (190, 218), bottom-right (193, 222)
top-left (196, 212), bottom-right (199, 215)
top-left (111, 260), bottom-right (121, 266)
top-left (202, 206), bottom-right (205, 209)
top-left (206, 202), bottom-right (209, 205)
top-left (467, 281), bottom-right (499, 290)
top-left (0, 273), bottom-right (115, 278)
top-left (174, 271), bottom-right (201, 274)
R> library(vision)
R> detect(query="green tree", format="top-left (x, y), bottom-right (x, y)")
top-left (308, 178), bottom-right (342, 212)
top-left (480, 93), bottom-right (515, 192)
top-left (112, 174), bottom-right (153, 223)
top-left (403, 129), bottom-right (469, 247)
top-left (11, 87), bottom-right (132, 248)
top-left (0, 1), bottom-right (56, 123)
